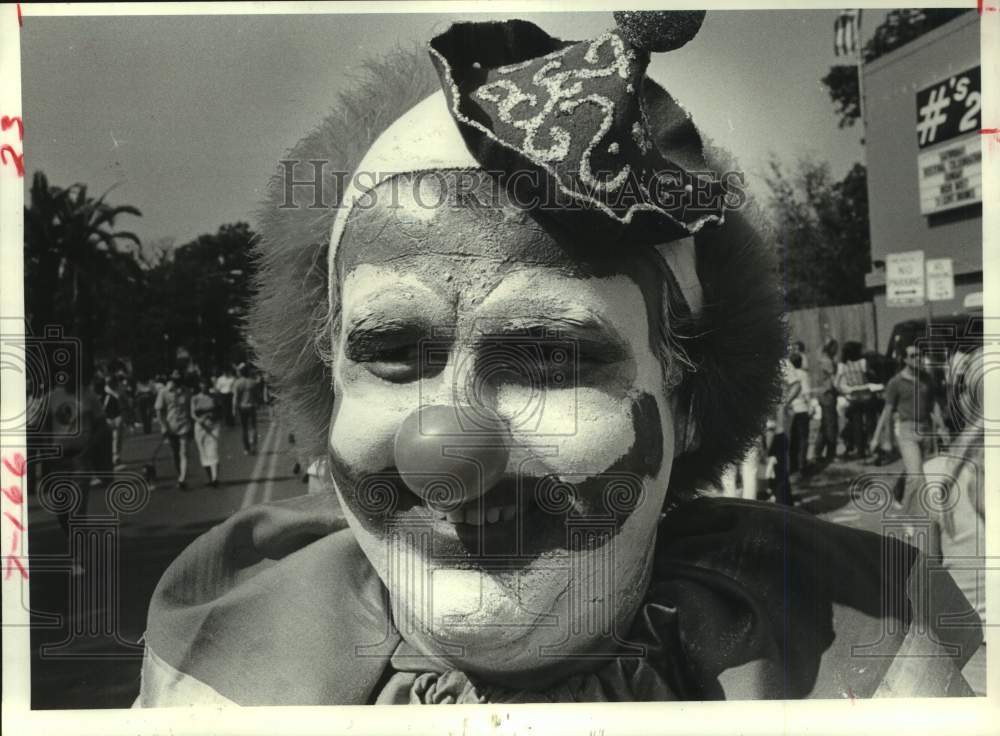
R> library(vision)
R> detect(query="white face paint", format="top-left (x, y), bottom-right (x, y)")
top-left (328, 172), bottom-right (679, 687)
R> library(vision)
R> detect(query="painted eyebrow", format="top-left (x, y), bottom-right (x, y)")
top-left (344, 315), bottom-right (426, 341)
top-left (339, 280), bottom-right (443, 339)
top-left (477, 312), bottom-right (628, 349)
top-left (481, 313), bottom-right (606, 332)
top-left (342, 312), bottom-right (431, 353)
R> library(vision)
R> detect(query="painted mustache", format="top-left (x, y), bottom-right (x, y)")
top-left (348, 467), bottom-right (649, 561)
top-left (384, 394), bottom-right (663, 513)
top-left (352, 468), bottom-right (648, 521)
top-left (329, 391), bottom-right (665, 557)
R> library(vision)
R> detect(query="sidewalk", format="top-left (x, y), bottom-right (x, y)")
top-left (799, 454), bottom-right (907, 536)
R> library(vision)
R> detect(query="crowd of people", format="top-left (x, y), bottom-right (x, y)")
top-left (149, 364), bottom-right (267, 490)
top-left (717, 335), bottom-right (986, 693)
top-left (720, 336), bottom-right (978, 518)
top-left (29, 358), bottom-right (272, 522)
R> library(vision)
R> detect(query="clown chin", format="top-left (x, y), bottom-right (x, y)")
top-left (427, 567), bottom-right (554, 644)
top-left (379, 521), bottom-right (657, 686)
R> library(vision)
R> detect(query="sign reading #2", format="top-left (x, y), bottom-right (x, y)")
top-left (915, 66), bottom-right (980, 149)
top-left (915, 66), bottom-right (981, 215)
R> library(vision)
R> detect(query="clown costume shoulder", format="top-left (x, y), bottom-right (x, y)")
top-left (137, 493), bottom-right (980, 704)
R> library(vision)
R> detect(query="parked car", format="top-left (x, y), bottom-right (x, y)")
top-left (885, 313), bottom-right (983, 363)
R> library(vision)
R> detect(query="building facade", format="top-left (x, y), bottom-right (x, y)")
top-left (862, 12), bottom-right (982, 352)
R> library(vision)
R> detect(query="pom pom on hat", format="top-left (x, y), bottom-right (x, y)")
top-left (613, 10), bottom-right (706, 52)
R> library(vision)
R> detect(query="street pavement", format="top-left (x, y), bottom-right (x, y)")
top-left (23, 415), bottom-right (911, 709)
top-left (26, 411), bottom-right (321, 709)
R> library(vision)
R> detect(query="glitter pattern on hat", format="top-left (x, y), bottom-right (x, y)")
top-left (429, 18), bottom-right (726, 246)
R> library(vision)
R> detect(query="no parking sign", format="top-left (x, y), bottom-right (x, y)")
top-left (886, 250), bottom-right (925, 307)
top-left (926, 257), bottom-right (954, 302)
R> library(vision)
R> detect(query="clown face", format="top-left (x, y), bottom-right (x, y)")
top-left (329, 171), bottom-right (683, 686)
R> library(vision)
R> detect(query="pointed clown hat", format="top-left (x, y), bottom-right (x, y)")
top-left (329, 11), bottom-right (726, 316)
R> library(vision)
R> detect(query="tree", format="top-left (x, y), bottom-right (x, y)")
top-left (138, 223), bottom-right (256, 376)
top-left (765, 157), bottom-right (871, 310)
top-left (820, 64), bottom-right (862, 130)
top-left (24, 172), bottom-right (259, 380)
top-left (821, 9), bottom-right (971, 128)
top-left (24, 172), bottom-right (142, 375)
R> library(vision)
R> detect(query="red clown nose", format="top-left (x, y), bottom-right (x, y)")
top-left (393, 405), bottom-right (510, 508)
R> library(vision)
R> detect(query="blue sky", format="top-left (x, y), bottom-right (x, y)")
top-left (21, 9), bottom-right (886, 248)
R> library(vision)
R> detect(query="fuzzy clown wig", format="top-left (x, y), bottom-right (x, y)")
top-left (250, 30), bottom-right (786, 505)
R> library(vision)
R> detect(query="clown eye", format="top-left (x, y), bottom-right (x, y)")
top-left (368, 345), bottom-right (420, 381)
top-left (362, 345), bottom-right (438, 383)
top-left (345, 324), bottom-right (443, 383)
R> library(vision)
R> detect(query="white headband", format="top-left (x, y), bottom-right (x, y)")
top-left (328, 90), bottom-right (703, 317)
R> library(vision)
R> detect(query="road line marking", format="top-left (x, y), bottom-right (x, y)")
top-left (261, 427), bottom-right (283, 503)
top-left (239, 422), bottom-right (277, 510)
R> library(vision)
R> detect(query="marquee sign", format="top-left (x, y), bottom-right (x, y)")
top-left (915, 66), bottom-right (981, 215)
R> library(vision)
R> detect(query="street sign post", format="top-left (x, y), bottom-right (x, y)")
top-left (926, 257), bottom-right (954, 302)
top-left (886, 250), bottom-right (925, 307)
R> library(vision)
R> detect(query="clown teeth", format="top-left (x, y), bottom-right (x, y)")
top-left (464, 508), bottom-right (484, 526)
top-left (433, 505), bottom-right (521, 525)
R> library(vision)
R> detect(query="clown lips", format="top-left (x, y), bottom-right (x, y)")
top-left (331, 393), bottom-right (663, 566)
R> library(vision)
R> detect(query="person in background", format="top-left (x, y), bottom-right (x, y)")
top-left (42, 368), bottom-right (106, 560)
top-left (766, 360), bottom-right (801, 506)
top-left (836, 341), bottom-right (871, 459)
top-left (116, 369), bottom-right (136, 431)
top-left (304, 458), bottom-right (331, 494)
top-left (790, 339), bottom-right (809, 371)
top-left (104, 375), bottom-right (126, 470)
top-left (155, 369), bottom-right (193, 490)
top-left (215, 367), bottom-right (236, 427)
top-left (870, 344), bottom-right (950, 523)
top-left (135, 375), bottom-right (157, 434)
top-left (811, 339), bottom-right (839, 468)
top-left (89, 375), bottom-right (114, 480)
top-left (260, 370), bottom-right (277, 420)
top-left (787, 352), bottom-right (811, 477)
top-left (718, 439), bottom-right (764, 501)
top-left (288, 426), bottom-right (301, 476)
top-left (233, 363), bottom-right (260, 455)
top-left (191, 376), bottom-right (221, 488)
top-left (944, 348), bottom-right (977, 434)
top-left (927, 363), bottom-right (986, 697)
